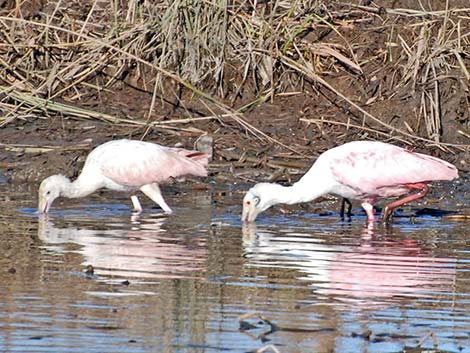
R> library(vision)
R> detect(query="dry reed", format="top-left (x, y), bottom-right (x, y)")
top-left (0, 1), bottom-right (469, 151)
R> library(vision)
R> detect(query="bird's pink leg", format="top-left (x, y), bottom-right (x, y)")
top-left (140, 183), bottom-right (173, 214)
top-left (361, 202), bottom-right (375, 222)
top-left (130, 195), bottom-right (143, 213)
top-left (380, 183), bottom-right (429, 221)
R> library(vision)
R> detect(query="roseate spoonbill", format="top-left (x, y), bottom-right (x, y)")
top-left (242, 141), bottom-right (458, 223)
top-left (38, 139), bottom-right (209, 214)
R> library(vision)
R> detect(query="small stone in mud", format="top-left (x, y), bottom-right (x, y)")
top-left (351, 330), bottom-right (372, 340)
top-left (7, 267), bottom-right (16, 274)
top-left (122, 280), bottom-right (130, 286)
top-left (84, 264), bottom-right (94, 275)
top-left (195, 134), bottom-right (213, 160)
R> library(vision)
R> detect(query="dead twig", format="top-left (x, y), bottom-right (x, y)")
top-left (417, 330), bottom-right (439, 348)
top-left (0, 140), bottom-right (92, 153)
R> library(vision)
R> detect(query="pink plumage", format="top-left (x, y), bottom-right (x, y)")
top-left (242, 140), bottom-right (459, 223)
top-left (93, 140), bottom-right (208, 186)
top-left (38, 139), bottom-right (209, 214)
top-left (325, 142), bottom-right (457, 199)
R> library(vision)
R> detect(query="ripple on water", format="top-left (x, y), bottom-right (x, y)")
top-left (2, 184), bottom-right (470, 353)
top-left (236, 212), bottom-right (470, 352)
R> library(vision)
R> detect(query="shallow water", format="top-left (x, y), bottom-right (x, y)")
top-left (0, 181), bottom-right (469, 353)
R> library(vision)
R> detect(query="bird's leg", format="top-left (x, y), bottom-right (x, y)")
top-left (361, 202), bottom-right (375, 223)
top-left (130, 195), bottom-right (143, 213)
top-left (380, 183), bottom-right (429, 221)
top-left (340, 198), bottom-right (352, 218)
top-left (140, 183), bottom-right (173, 214)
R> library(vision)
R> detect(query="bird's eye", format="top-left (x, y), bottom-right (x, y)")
top-left (45, 191), bottom-right (51, 196)
top-left (253, 196), bottom-right (260, 206)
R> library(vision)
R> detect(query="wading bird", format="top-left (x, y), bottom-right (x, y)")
top-left (38, 139), bottom-right (209, 214)
top-left (242, 141), bottom-right (458, 223)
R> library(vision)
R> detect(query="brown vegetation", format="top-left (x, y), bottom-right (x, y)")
top-left (0, 0), bottom-right (469, 182)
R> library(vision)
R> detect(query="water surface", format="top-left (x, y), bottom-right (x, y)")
top-left (0, 182), bottom-right (469, 353)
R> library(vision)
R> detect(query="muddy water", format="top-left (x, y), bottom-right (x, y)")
top-left (0, 181), bottom-right (469, 353)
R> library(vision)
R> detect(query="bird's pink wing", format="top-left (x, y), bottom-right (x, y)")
top-left (98, 142), bottom-right (208, 187)
top-left (330, 146), bottom-right (457, 195)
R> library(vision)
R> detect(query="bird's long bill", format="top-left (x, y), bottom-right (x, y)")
top-left (37, 197), bottom-right (49, 214)
top-left (241, 203), bottom-right (258, 223)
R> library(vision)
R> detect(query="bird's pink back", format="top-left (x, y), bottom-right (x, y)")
top-left (323, 141), bottom-right (458, 194)
top-left (84, 140), bottom-right (208, 187)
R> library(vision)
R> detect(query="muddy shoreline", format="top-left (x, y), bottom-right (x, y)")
top-left (1, 108), bottom-right (468, 188)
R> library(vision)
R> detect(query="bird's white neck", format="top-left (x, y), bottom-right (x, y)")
top-left (262, 181), bottom-right (330, 207)
top-left (59, 175), bottom-right (99, 199)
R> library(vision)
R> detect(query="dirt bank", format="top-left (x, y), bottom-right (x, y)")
top-left (0, 1), bottom-right (469, 184)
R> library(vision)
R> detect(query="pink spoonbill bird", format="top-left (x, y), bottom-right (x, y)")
top-left (38, 139), bottom-right (209, 214)
top-left (242, 140), bottom-right (458, 223)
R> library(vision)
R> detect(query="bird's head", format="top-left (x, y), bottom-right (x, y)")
top-left (38, 174), bottom-right (69, 213)
top-left (241, 183), bottom-right (278, 222)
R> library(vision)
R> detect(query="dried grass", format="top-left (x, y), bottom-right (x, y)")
top-left (0, 0), bottom-right (469, 151)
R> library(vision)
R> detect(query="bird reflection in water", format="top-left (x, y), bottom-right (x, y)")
top-left (37, 215), bottom-right (207, 280)
top-left (242, 223), bottom-right (456, 306)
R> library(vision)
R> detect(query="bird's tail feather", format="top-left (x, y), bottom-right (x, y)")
top-left (169, 148), bottom-right (209, 177)
top-left (416, 153), bottom-right (459, 180)
top-left (186, 152), bottom-right (209, 164)
top-left (171, 148), bottom-right (209, 166)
